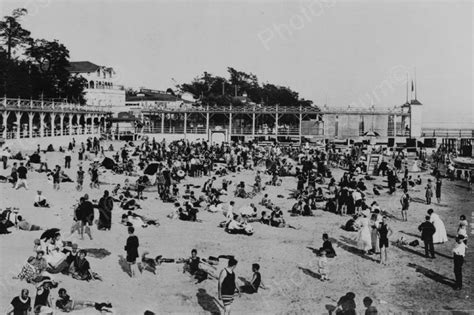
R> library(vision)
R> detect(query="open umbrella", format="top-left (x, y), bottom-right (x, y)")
top-left (101, 157), bottom-right (116, 170)
top-left (144, 162), bottom-right (161, 175)
top-left (40, 228), bottom-right (60, 240)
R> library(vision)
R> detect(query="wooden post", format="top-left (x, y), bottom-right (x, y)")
top-left (161, 112), bottom-right (165, 134)
top-left (28, 113), bottom-right (34, 138)
top-left (299, 105), bottom-right (303, 145)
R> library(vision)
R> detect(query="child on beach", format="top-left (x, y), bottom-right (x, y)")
top-left (363, 296), bottom-right (378, 314)
top-left (318, 250), bottom-right (329, 281)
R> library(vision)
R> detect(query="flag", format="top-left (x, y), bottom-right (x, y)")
top-left (411, 80), bottom-right (414, 92)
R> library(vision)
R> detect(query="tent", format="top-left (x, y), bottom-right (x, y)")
top-left (101, 157), bottom-right (116, 170)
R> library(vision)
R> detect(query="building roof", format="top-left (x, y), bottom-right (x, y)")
top-left (68, 61), bottom-right (101, 73)
top-left (126, 93), bottom-right (181, 102)
top-left (410, 99), bottom-right (422, 105)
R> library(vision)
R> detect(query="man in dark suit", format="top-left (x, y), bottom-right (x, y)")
top-left (418, 216), bottom-right (436, 258)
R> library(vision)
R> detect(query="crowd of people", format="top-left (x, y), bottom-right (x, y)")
top-left (0, 135), bottom-right (471, 314)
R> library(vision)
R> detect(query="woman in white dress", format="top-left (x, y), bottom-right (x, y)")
top-left (356, 215), bottom-right (372, 254)
top-left (428, 209), bottom-right (448, 244)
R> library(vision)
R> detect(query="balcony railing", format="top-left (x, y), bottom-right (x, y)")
top-left (1, 97), bottom-right (112, 113)
top-left (421, 128), bottom-right (474, 138)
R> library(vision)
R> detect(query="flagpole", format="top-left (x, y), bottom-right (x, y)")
top-left (414, 67), bottom-right (417, 100)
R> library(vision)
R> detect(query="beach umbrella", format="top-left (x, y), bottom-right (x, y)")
top-left (40, 228), bottom-right (60, 240)
top-left (144, 162), bottom-right (161, 175)
top-left (101, 157), bottom-right (116, 170)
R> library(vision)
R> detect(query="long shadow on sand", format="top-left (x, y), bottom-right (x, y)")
top-left (196, 288), bottom-right (221, 315)
top-left (335, 236), bottom-right (378, 262)
top-left (397, 233), bottom-right (454, 259)
top-left (298, 266), bottom-right (321, 280)
top-left (407, 263), bottom-right (455, 287)
top-left (118, 255), bottom-right (131, 277)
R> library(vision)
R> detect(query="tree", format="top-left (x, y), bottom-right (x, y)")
top-left (26, 39), bottom-right (72, 99)
top-left (0, 8), bottom-right (31, 60)
top-left (178, 67), bottom-right (315, 109)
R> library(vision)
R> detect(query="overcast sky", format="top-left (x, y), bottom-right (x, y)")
top-left (1, 0), bottom-right (473, 127)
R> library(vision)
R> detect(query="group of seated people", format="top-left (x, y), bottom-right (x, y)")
top-left (16, 234), bottom-right (101, 283)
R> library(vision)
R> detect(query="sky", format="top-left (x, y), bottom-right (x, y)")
top-left (1, 0), bottom-right (473, 127)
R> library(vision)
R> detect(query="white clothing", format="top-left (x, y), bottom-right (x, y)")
top-left (356, 217), bottom-right (372, 251)
top-left (452, 242), bottom-right (466, 256)
top-left (430, 213), bottom-right (448, 244)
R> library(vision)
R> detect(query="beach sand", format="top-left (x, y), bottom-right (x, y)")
top-left (0, 141), bottom-right (472, 314)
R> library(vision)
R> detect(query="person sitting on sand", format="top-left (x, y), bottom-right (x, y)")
top-left (70, 250), bottom-right (93, 281)
top-left (260, 211), bottom-right (271, 225)
top-left (319, 233), bottom-right (336, 257)
top-left (226, 215), bottom-right (254, 235)
top-left (335, 292), bottom-right (356, 315)
top-left (55, 288), bottom-right (113, 313)
top-left (33, 191), bottom-right (50, 208)
top-left (16, 215), bottom-right (42, 231)
top-left (260, 194), bottom-right (272, 209)
top-left (291, 200), bottom-right (303, 215)
top-left (240, 263), bottom-right (265, 293)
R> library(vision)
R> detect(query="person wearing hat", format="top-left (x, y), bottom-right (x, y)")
top-left (6, 288), bottom-right (31, 315)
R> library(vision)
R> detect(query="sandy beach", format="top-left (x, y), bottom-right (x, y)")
top-left (0, 141), bottom-right (472, 314)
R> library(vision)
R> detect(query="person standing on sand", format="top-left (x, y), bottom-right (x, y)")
top-left (435, 177), bottom-right (442, 203)
top-left (15, 162), bottom-right (28, 190)
top-left (218, 257), bottom-right (240, 315)
top-left (377, 216), bottom-right (393, 265)
top-left (400, 190), bottom-right (410, 222)
top-left (125, 226), bottom-right (139, 278)
top-left (452, 235), bottom-right (466, 290)
top-left (425, 179), bottom-right (433, 205)
top-left (418, 216), bottom-right (436, 259)
top-left (97, 190), bottom-right (114, 230)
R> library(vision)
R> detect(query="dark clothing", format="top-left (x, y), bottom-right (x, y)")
top-left (77, 201), bottom-right (95, 224)
top-left (17, 166), bottom-right (27, 179)
top-left (320, 240), bottom-right (337, 257)
top-left (418, 221), bottom-right (436, 241)
top-left (454, 254), bottom-right (464, 288)
top-left (34, 288), bottom-right (50, 308)
top-left (221, 268), bottom-right (236, 296)
top-left (98, 196), bottom-right (113, 230)
top-left (336, 295), bottom-right (356, 315)
top-left (251, 271), bottom-right (261, 292)
top-left (189, 256), bottom-right (200, 275)
top-left (72, 257), bottom-right (91, 280)
top-left (378, 223), bottom-right (389, 248)
top-left (365, 306), bottom-right (378, 315)
top-left (423, 240), bottom-right (435, 258)
top-left (125, 235), bottom-right (139, 263)
top-left (10, 296), bottom-right (31, 315)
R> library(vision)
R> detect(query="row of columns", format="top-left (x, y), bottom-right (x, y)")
top-left (1, 111), bottom-right (107, 140)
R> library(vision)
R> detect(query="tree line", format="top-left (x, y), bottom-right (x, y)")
top-left (178, 67), bottom-right (315, 108)
top-left (0, 8), bottom-right (87, 104)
